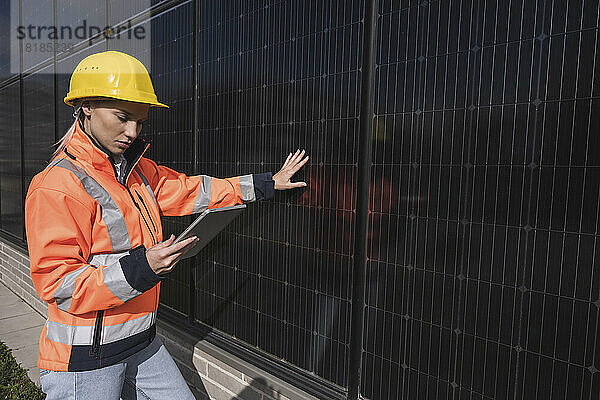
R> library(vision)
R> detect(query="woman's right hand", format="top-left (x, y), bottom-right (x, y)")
top-left (145, 234), bottom-right (199, 275)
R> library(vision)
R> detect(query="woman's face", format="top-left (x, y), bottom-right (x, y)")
top-left (82, 99), bottom-right (149, 157)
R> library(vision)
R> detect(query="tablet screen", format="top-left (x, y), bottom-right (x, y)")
top-left (174, 204), bottom-right (246, 259)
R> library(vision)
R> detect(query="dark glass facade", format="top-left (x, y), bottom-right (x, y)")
top-left (2, 0), bottom-right (600, 398)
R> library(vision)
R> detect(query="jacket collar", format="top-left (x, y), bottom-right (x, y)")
top-left (65, 119), bottom-right (150, 179)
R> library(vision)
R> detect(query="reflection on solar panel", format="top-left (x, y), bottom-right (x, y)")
top-left (2, 0), bottom-right (600, 398)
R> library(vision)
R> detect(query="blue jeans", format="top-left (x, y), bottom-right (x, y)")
top-left (39, 335), bottom-right (195, 400)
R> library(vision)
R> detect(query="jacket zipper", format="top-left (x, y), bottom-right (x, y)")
top-left (135, 190), bottom-right (157, 233)
top-left (90, 310), bottom-right (104, 357)
top-left (108, 143), bottom-right (157, 245)
top-left (115, 146), bottom-right (160, 319)
top-left (126, 188), bottom-right (157, 245)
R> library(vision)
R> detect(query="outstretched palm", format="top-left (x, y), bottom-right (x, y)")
top-left (273, 149), bottom-right (309, 190)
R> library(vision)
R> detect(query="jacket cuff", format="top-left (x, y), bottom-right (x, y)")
top-left (120, 245), bottom-right (161, 292)
top-left (252, 172), bottom-right (275, 201)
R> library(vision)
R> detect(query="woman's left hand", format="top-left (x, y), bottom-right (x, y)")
top-left (273, 149), bottom-right (309, 190)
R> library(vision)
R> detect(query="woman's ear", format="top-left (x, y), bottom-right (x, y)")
top-left (81, 100), bottom-right (93, 118)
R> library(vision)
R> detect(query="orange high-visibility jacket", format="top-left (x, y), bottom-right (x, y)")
top-left (25, 121), bottom-right (274, 372)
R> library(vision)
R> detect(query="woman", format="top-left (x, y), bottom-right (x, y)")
top-left (24, 50), bottom-right (309, 399)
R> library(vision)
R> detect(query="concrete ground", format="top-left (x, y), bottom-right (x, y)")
top-left (0, 281), bottom-right (45, 386)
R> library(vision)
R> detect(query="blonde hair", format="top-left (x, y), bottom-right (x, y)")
top-left (50, 101), bottom-right (84, 162)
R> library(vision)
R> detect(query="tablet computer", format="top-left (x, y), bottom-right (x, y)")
top-left (174, 204), bottom-right (246, 259)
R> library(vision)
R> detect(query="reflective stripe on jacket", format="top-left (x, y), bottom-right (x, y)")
top-left (25, 121), bottom-right (274, 371)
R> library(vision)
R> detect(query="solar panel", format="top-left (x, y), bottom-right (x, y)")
top-left (0, 81), bottom-right (22, 238)
top-left (191, 0), bottom-right (363, 387)
top-left (363, 0), bottom-right (600, 399)
top-left (22, 64), bottom-right (55, 209)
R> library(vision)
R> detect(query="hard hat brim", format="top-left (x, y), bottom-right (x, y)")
top-left (64, 93), bottom-right (169, 108)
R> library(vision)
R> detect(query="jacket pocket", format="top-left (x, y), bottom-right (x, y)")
top-left (90, 310), bottom-right (104, 357)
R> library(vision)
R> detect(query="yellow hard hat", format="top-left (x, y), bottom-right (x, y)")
top-left (64, 51), bottom-right (168, 108)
